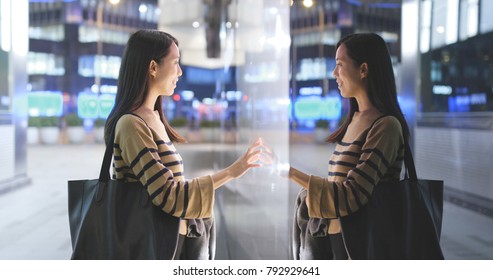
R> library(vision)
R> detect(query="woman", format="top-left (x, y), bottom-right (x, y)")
top-left (104, 30), bottom-right (264, 259)
top-left (287, 33), bottom-right (410, 259)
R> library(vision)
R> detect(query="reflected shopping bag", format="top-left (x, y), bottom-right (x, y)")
top-left (340, 143), bottom-right (444, 260)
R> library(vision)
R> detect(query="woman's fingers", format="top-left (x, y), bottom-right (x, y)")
top-left (241, 137), bottom-right (284, 169)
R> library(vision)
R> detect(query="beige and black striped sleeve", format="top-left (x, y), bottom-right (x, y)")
top-left (307, 116), bottom-right (404, 219)
top-left (114, 115), bottom-right (214, 219)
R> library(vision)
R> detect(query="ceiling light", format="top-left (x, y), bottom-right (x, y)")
top-left (303, 0), bottom-right (314, 8)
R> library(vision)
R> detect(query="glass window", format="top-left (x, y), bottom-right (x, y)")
top-left (28, 25), bottom-right (64, 41)
top-left (296, 58), bottom-right (328, 81)
top-left (0, 50), bottom-right (9, 111)
top-left (420, 0), bottom-right (432, 53)
top-left (78, 55), bottom-right (121, 79)
top-left (78, 25), bottom-right (130, 45)
top-left (430, 0), bottom-right (459, 50)
top-left (480, 0), bottom-right (493, 33)
top-left (1, 0), bottom-right (12, 52)
top-left (80, 0), bottom-right (89, 8)
top-left (459, 0), bottom-right (478, 41)
top-left (78, 25), bottom-right (98, 43)
top-left (27, 52), bottom-right (65, 76)
top-left (186, 67), bottom-right (232, 84)
top-left (420, 33), bottom-right (493, 113)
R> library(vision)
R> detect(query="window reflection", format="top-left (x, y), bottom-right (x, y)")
top-left (78, 55), bottom-right (121, 79)
top-left (29, 25), bottom-right (65, 42)
top-left (78, 25), bottom-right (130, 44)
top-left (421, 34), bottom-right (493, 113)
top-left (430, 0), bottom-right (459, 49)
top-left (420, 0), bottom-right (493, 114)
top-left (459, 0), bottom-right (478, 40)
top-left (28, 52), bottom-right (65, 76)
top-left (480, 0), bottom-right (493, 33)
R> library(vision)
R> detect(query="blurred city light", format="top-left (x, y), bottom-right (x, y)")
top-left (27, 91), bottom-right (64, 117)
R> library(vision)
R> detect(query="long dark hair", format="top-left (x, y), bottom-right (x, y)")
top-left (104, 30), bottom-right (186, 144)
top-left (327, 33), bottom-right (410, 143)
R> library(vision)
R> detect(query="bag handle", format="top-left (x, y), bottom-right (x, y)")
top-left (403, 142), bottom-right (418, 182)
top-left (368, 115), bottom-right (418, 182)
top-left (98, 121), bottom-right (117, 182)
top-left (97, 113), bottom-right (145, 182)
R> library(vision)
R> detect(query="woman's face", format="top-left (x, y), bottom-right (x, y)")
top-left (332, 44), bottom-right (366, 99)
top-left (154, 42), bottom-right (182, 96)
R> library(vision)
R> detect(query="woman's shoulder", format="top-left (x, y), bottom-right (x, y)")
top-left (374, 115), bottom-right (401, 127)
top-left (370, 115), bottom-right (403, 135)
top-left (115, 114), bottom-right (149, 133)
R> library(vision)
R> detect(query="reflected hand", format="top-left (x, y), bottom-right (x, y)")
top-left (212, 138), bottom-right (281, 189)
top-left (228, 137), bottom-right (264, 179)
top-left (258, 140), bottom-right (276, 165)
top-left (259, 139), bottom-right (290, 178)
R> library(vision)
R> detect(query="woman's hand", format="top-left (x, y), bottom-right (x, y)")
top-left (228, 137), bottom-right (265, 179)
top-left (211, 137), bottom-right (266, 189)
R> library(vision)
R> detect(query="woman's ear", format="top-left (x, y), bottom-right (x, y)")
top-left (148, 60), bottom-right (158, 78)
top-left (360, 62), bottom-right (368, 79)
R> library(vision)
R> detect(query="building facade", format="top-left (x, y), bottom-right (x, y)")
top-left (28, 0), bottom-right (159, 119)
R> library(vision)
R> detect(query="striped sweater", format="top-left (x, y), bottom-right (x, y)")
top-left (112, 114), bottom-right (214, 219)
top-left (307, 113), bottom-right (405, 225)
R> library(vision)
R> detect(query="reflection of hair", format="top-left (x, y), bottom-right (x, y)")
top-left (104, 30), bottom-right (185, 144)
top-left (327, 33), bottom-right (410, 143)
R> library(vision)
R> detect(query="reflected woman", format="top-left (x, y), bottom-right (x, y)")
top-left (272, 33), bottom-right (410, 259)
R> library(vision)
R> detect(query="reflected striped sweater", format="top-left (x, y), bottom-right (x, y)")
top-left (307, 113), bottom-right (405, 227)
top-left (112, 114), bottom-right (214, 219)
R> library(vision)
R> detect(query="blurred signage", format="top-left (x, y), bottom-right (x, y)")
top-left (27, 91), bottom-right (63, 117)
top-left (432, 85), bottom-right (453, 95)
top-left (294, 96), bottom-right (341, 121)
top-left (299, 86), bottom-right (322, 96)
top-left (77, 92), bottom-right (115, 119)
